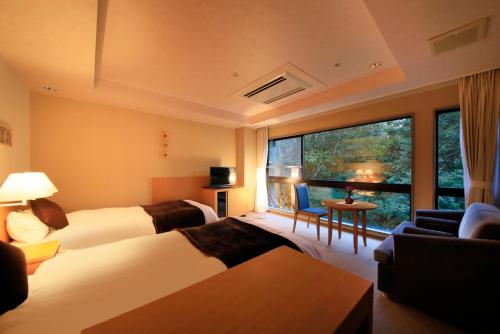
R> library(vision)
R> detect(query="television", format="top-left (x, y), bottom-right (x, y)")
top-left (210, 167), bottom-right (236, 188)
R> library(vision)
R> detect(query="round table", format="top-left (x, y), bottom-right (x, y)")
top-left (320, 199), bottom-right (378, 254)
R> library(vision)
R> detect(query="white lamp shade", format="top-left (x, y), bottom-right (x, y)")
top-left (0, 172), bottom-right (58, 202)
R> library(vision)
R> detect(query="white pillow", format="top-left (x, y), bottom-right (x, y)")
top-left (6, 211), bottom-right (49, 243)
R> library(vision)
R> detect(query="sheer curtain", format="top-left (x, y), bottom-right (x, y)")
top-left (459, 69), bottom-right (500, 206)
top-left (255, 127), bottom-right (268, 216)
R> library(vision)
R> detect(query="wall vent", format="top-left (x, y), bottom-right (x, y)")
top-left (428, 17), bottom-right (488, 56)
top-left (230, 63), bottom-right (324, 106)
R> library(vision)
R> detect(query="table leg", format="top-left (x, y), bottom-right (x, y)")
top-left (328, 207), bottom-right (332, 246)
top-left (362, 210), bottom-right (367, 247)
top-left (353, 211), bottom-right (359, 254)
top-left (338, 209), bottom-right (343, 239)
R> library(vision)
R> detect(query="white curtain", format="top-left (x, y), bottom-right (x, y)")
top-left (459, 69), bottom-right (500, 206)
top-left (255, 127), bottom-right (268, 214)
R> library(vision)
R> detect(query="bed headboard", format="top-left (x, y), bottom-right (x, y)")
top-left (151, 176), bottom-right (209, 204)
top-left (0, 207), bottom-right (14, 242)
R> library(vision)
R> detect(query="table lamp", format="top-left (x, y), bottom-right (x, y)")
top-left (0, 172), bottom-right (58, 206)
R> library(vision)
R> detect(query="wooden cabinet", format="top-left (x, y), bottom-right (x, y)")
top-left (200, 187), bottom-right (248, 218)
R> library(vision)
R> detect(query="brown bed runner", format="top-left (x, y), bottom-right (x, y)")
top-left (177, 218), bottom-right (302, 268)
top-left (142, 200), bottom-right (205, 234)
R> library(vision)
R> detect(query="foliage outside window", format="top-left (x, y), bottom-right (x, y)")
top-left (267, 117), bottom-right (413, 233)
top-left (435, 109), bottom-right (465, 210)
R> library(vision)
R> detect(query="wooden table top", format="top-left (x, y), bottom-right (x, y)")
top-left (83, 246), bottom-right (373, 334)
top-left (321, 199), bottom-right (378, 211)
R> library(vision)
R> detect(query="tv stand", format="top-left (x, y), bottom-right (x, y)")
top-left (200, 187), bottom-right (248, 218)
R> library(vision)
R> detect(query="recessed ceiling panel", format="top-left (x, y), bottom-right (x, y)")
top-left (98, 0), bottom-right (397, 115)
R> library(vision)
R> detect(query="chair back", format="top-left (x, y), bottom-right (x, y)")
top-left (294, 183), bottom-right (310, 211)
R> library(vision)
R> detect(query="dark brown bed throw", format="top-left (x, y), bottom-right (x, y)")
top-left (177, 218), bottom-right (302, 268)
top-left (142, 200), bottom-right (205, 234)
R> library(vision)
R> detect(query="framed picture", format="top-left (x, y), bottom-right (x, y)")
top-left (0, 121), bottom-right (12, 146)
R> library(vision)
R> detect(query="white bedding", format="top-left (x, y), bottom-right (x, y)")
top-left (44, 200), bottom-right (218, 249)
top-left (0, 231), bottom-right (226, 334)
top-left (0, 218), bottom-right (319, 334)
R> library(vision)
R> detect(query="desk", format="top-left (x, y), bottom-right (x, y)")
top-left (83, 247), bottom-right (373, 334)
top-left (321, 199), bottom-right (377, 254)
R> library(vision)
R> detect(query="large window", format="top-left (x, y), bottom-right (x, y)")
top-left (267, 117), bottom-right (413, 233)
top-left (435, 109), bottom-right (465, 209)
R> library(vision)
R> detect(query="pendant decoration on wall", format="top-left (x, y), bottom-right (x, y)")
top-left (0, 121), bottom-right (12, 146)
top-left (160, 130), bottom-right (168, 158)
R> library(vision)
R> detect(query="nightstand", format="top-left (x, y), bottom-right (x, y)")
top-left (15, 240), bottom-right (61, 275)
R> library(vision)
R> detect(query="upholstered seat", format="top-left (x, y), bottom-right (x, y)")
top-left (301, 207), bottom-right (327, 215)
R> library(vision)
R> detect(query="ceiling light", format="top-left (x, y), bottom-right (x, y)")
top-left (368, 62), bottom-right (382, 70)
top-left (42, 85), bottom-right (58, 92)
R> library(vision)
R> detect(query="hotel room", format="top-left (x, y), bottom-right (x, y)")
top-left (0, 0), bottom-right (499, 333)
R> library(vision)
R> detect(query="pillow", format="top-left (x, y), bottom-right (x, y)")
top-left (6, 212), bottom-right (49, 243)
top-left (458, 202), bottom-right (500, 239)
top-left (30, 198), bottom-right (69, 229)
top-left (0, 241), bottom-right (28, 315)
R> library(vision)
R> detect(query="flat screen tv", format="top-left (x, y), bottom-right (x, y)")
top-left (210, 167), bottom-right (236, 188)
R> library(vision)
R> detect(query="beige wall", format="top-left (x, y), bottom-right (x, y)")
top-left (0, 58), bottom-right (31, 242)
top-left (269, 85), bottom-right (460, 212)
top-left (0, 57), bottom-right (30, 181)
top-left (31, 94), bottom-right (236, 212)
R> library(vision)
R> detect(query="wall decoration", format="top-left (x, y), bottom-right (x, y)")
top-left (0, 121), bottom-right (12, 146)
top-left (160, 130), bottom-right (168, 158)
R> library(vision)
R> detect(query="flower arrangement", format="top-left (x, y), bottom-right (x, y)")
top-left (345, 186), bottom-right (355, 204)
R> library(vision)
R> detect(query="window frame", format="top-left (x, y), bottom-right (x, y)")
top-left (434, 108), bottom-right (465, 209)
top-left (266, 115), bottom-right (414, 229)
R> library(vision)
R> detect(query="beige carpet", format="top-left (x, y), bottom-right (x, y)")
top-left (246, 212), bottom-right (467, 334)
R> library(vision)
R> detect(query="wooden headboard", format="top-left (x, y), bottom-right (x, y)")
top-left (151, 176), bottom-right (209, 204)
top-left (0, 206), bottom-right (14, 242)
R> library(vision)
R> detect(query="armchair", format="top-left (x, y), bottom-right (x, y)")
top-left (374, 203), bottom-right (500, 331)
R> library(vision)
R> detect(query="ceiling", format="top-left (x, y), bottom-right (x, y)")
top-left (1, 0), bottom-right (499, 128)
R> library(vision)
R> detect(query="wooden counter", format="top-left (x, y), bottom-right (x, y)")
top-left (83, 246), bottom-right (373, 334)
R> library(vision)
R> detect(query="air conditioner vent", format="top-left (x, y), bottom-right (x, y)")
top-left (244, 76), bottom-right (287, 98)
top-left (230, 63), bottom-right (324, 106)
top-left (428, 17), bottom-right (488, 56)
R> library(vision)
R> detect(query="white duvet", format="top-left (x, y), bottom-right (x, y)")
top-left (0, 219), bottom-right (319, 334)
top-left (0, 231), bottom-right (226, 334)
top-left (44, 200), bottom-right (218, 249)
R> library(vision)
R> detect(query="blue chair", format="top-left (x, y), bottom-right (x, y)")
top-left (293, 183), bottom-right (328, 240)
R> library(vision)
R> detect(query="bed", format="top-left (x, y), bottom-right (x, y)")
top-left (8, 199), bottom-right (218, 249)
top-left (0, 218), bottom-right (320, 334)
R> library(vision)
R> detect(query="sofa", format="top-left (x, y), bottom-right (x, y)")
top-left (374, 202), bottom-right (500, 331)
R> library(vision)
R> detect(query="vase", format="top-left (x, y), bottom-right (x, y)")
top-left (344, 195), bottom-right (354, 204)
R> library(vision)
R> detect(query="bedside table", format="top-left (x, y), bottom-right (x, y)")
top-left (15, 240), bottom-right (61, 275)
